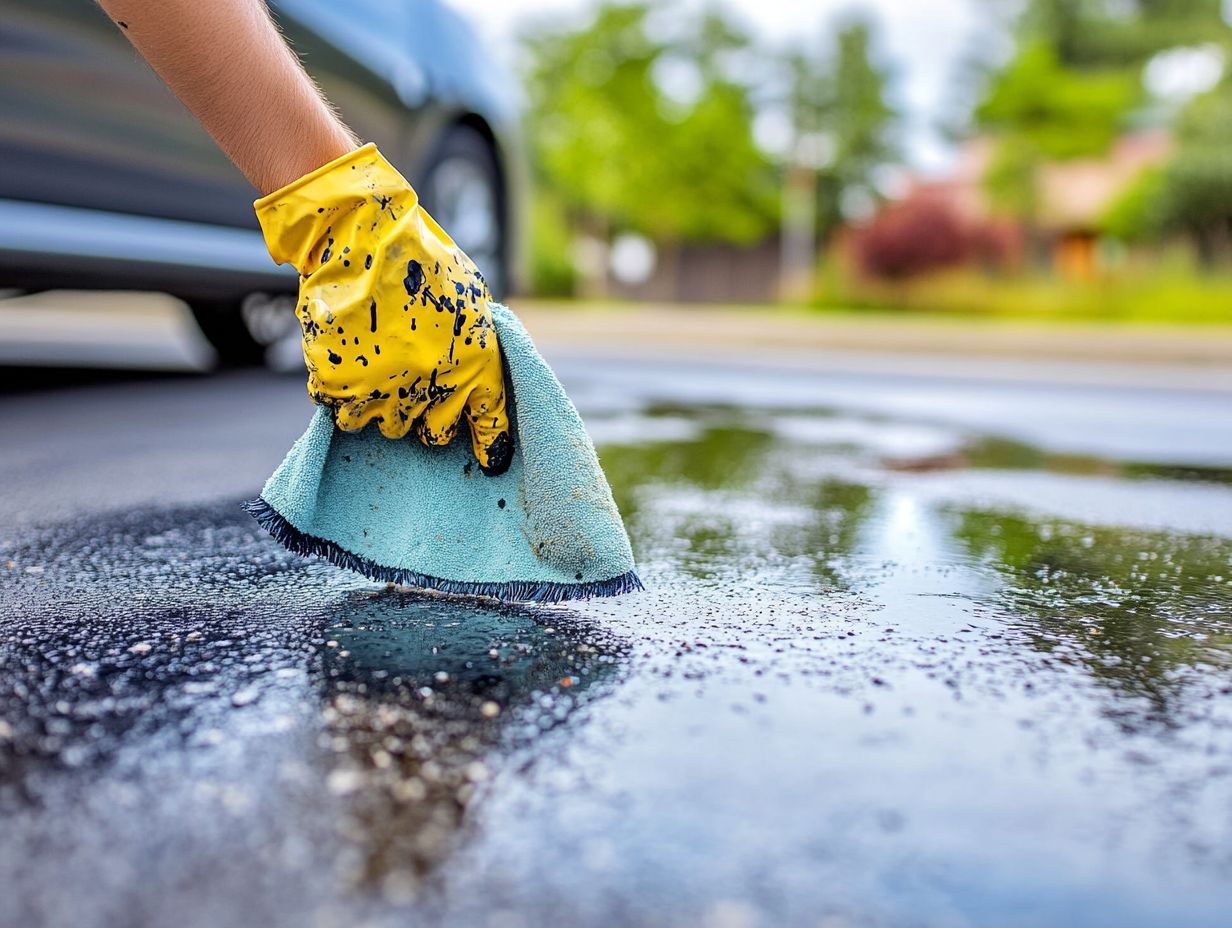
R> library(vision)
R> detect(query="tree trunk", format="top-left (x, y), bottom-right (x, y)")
top-left (780, 164), bottom-right (818, 302)
top-left (576, 216), bottom-right (609, 300)
top-left (658, 238), bottom-right (682, 303)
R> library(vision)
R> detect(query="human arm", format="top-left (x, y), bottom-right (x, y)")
top-left (96, 0), bottom-right (357, 194)
top-left (96, 0), bottom-right (512, 473)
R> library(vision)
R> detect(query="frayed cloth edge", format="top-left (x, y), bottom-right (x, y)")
top-left (243, 497), bottom-right (644, 603)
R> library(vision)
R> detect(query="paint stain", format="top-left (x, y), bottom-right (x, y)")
top-left (403, 260), bottom-right (424, 297)
top-left (480, 431), bottom-right (512, 477)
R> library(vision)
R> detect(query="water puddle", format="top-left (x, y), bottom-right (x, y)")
top-left (2, 399), bottom-right (1230, 927)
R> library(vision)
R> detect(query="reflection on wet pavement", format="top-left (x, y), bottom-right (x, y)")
top-left (953, 511), bottom-right (1232, 713)
top-left (317, 592), bottom-right (622, 894)
top-left (0, 505), bottom-right (626, 925)
top-left (2, 398), bottom-right (1231, 927)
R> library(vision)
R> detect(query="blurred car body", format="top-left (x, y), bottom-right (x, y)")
top-left (0, 0), bottom-right (525, 364)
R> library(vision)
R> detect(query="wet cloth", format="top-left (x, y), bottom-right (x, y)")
top-left (246, 303), bottom-right (642, 602)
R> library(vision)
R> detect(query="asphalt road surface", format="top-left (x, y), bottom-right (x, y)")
top-left (2, 299), bottom-right (1231, 928)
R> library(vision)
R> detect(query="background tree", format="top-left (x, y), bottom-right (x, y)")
top-left (971, 0), bottom-right (1229, 259)
top-left (520, 2), bottom-right (778, 293)
top-left (521, 3), bottom-right (665, 243)
top-left (785, 19), bottom-right (898, 241)
top-left (779, 18), bottom-right (897, 297)
top-left (975, 39), bottom-right (1137, 232)
top-left (1015, 0), bottom-right (1225, 69)
top-left (1158, 83), bottom-right (1232, 264)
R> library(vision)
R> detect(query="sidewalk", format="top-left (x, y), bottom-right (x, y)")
top-left (517, 300), bottom-right (1232, 392)
top-left (518, 300), bottom-right (1232, 363)
top-left (2, 291), bottom-right (1231, 391)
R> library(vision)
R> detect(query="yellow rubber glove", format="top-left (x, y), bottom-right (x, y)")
top-left (254, 143), bottom-right (512, 475)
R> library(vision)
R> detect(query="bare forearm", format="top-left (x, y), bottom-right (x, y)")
top-left (96, 0), bottom-right (358, 194)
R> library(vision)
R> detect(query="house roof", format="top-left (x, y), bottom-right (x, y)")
top-left (1037, 130), bottom-right (1172, 230)
top-left (905, 130), bottom-right (1173, 232)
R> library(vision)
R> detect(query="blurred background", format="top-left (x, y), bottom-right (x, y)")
top-left (7, 0), bottom-right (1232, 367)
top-left (498, 0), bottom-right (1232, 322)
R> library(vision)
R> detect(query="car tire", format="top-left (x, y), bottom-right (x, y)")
top-left (188, 299), bottom-right (268, 368)
top-left (417, 125), bottom-right (507, 298)
top-left (189, 292), bottom-right (299, 368)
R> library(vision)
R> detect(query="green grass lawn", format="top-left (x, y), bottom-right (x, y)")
top-left (813, 269), bottom-right (1232, 326)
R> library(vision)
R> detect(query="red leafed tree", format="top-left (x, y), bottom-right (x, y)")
top-left (852, 195), bottom-right (971, 280)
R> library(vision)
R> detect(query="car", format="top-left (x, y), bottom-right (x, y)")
top-left (0, 0), bottom-right (525, 365)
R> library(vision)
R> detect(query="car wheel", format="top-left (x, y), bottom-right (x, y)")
top-left (417, 126), bottom-right (507, 298)
top-left (188, 292), bottom-right (296, 368)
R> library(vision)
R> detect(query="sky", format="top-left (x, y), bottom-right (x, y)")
top-left (445, 0), bottom-right (996, 174)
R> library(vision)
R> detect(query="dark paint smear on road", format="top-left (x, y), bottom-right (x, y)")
top-left (0, 500), bottom-right (626, 923)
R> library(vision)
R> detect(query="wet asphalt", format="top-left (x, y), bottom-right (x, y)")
top-left (2, 344), bottom-right (1232, 928)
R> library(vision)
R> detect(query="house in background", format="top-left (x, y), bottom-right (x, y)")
top-left (903, 130), bottom-right (1173, 280)
top-left (1038, 130), bottom-right (1172, 279)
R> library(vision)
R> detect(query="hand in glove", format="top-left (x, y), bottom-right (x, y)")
top-left (254, 143), bottom-right (512, 475)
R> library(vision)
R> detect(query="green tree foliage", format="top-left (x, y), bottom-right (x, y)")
top-left (1158, 84), bottom-right (1232, 261)
top-left (787, 19), bottom-right (898, 238)
top-left (1099, 164), bottom-right (1167, 241)
top-left (975, 40), bottom-right (1137, 222)
top-left (973, 0), bottom-right (1225, 229)
top-left (1016, 0), bottom-right (1226, 68)
top-left (977, 42), bottom-right (1136, 160)
top-left (520, 2), bottom-right (778, 247)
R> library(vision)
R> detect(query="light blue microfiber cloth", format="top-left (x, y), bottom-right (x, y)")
top-left (245, 303), bottom-right (642, 602)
